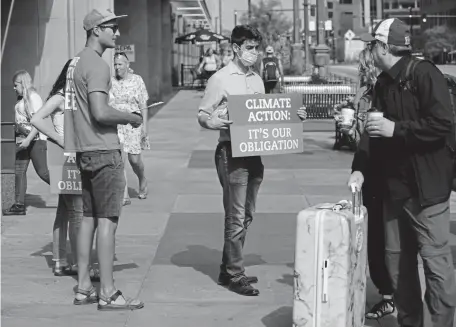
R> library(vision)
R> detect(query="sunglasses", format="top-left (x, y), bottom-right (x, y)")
top-left (114, 52), bottom-right (129, 61)
top-left (366, 41), bottom-right (376, 50)
top-left (98, 24), bottom-right (119, 34)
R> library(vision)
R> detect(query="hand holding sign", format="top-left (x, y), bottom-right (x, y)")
top-left (297, 106), bottom-right (307, 121)
top-left (208, 103), bottom-right (233, 130)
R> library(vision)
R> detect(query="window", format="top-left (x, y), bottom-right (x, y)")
top-left (340, 0), bottom-right (352, 4)
top-left (328, 11), bottom-right (333, 18)
top-left (328, 2), bottom-right (333, 9)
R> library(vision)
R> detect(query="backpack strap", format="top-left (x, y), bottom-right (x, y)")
top-left (403, 56), bottom-right (422, 93)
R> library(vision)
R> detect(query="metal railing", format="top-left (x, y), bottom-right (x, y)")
top-left (180, 63), bottom-right (207, 88)
top-left (282, 76), bottom-right (358, 119)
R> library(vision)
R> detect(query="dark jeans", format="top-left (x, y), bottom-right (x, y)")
top-left (15, 140), bottom-right (50, 204)
top-left (363, 185), bottom-right (394, 296)
top-left (215, 142), bottom-right (264, 281)
top-left (264, 81), bottom-right (278, 94)
top-left (383, 197), bottom-right (456, 327)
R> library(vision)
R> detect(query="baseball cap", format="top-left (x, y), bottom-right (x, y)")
top-left (360, 18), bottom-right (411, 46)
top-left (265, 46), bottom-right (274, 53)
top-left (83, 8), bottom-right (127, 31)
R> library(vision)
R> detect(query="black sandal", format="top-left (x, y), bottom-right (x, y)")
top-left (365, 298), bottom-right (395, 319)
top-left (97, 290), bottom-right (144, 311)
top-left (53, 265), bottom-right (100, 282)
top-left (73, 286), bottom-right (98, 305)
top-left (54, 265), bottom-right (78, 277)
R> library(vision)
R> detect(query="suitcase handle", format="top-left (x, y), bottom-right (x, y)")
top-left (350, 183), bottom-right (362, 216)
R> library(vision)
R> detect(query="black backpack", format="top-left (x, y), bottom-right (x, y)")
top-left (263, 57), bottom-right (279, 82)
top-left (403, 57), bottom-right (456, 188)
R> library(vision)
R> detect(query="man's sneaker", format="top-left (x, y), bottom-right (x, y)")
top-left (218, 273), bottom-right (258, 286)
top-left (228, 277), bottom-right (259, 296)
top-left (2, 203), bottom-right (26, 216)
top-left (365, 298), bottom-right (395, 319)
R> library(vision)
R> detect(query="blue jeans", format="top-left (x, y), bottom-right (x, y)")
top-left (15, 140), bottom-right (50, 204)
top-left (215, 142), bottom-right (264, 281)
top-left (53, 194), bottom-right (83, 265)
top-left (383, 197), bottom-right (456, 327)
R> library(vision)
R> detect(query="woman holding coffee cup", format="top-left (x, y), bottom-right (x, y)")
top-left (343, 49), bottom-right (396, 320)
top-left (336, 49), bottom-right (379, 140)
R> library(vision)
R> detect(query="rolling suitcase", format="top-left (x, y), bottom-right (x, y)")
top-left (293, 190), bottom-right (368, 327)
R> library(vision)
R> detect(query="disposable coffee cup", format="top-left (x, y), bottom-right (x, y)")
top-left (367, 108), bottom-right (384, 137)
top-left (340, 108), bottom-right (355, 128)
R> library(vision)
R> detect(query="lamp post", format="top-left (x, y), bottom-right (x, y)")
top-left (409, 7), bottom-right (413, 48)
top-left (291, 0), bottom-right (304, 75)
top-left (234, 11), bottom-right (238, 26)
top-left (303, 0), bottom-right (310, 71)
top-left (311, 0), bottom-right (330, 78)
top-left (248, 0), bottom-right (251, 23)
top-left (219, 0), bottom-right (222, 34)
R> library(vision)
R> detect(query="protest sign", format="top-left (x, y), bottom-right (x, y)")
top-left (47, 141), bottom-right (81, 194)
top-left (228, 93), bottom-right (303, 157)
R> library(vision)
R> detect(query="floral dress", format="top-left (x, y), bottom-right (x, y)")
top-left (110, 73), bottom-right (149, 154)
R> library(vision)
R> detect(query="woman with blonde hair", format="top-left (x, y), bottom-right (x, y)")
top-left (111, 52), bottom-right (149, 205)
top-left (339, 48), bottom-right (395, 320)
top-left (3, 70), bottom-right (50, 216)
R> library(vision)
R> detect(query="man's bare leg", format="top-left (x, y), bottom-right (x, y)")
top-left (97, 217), bottom-right (118, 297)
top-left (96, 216), bottom-right (142, 307)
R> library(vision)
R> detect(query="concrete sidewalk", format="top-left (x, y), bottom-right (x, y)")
top-left (2, 90), bottom-right (455, 327)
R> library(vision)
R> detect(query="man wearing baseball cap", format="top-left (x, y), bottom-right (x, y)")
top-left (64, 8), bottom-right (144, 310)
top-left (349, 18), bottom-right (456, 327)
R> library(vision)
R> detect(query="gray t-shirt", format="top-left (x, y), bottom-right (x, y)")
top-left (64, 47), bottom-right (120, 152)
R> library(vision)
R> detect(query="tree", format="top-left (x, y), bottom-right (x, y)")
top-left (423, 25), bottom-right (456, 60)
top-left (239, 0), bottom-right (293, 50)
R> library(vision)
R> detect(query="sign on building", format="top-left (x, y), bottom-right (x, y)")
top-left (115, 44), bottom-right (136, 62)
top-left (228, 94), bottom-right (303, 157)
top-left (344, 29), bottom-right (355, 41)
top-left (47, 141), bottom-right (82, 194)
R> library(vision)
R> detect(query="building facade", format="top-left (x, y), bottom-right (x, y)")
top-left (1, 0), bottom-right (212, 209)
top-left (420, 0), bottom-right (456, 29)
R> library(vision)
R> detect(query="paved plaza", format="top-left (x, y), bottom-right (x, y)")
top-left (2, 89), bottom-right (456, 326)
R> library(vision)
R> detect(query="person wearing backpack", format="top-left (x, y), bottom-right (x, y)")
top-left (348, 18), bottom-right (456, 327)
top-left (259, 46), bottom-right (283, 94)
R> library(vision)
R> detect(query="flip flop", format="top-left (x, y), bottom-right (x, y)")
top-left (73, 286), bottom-right (98, 305)
top-left (97, 290), bottom-right (144, 311)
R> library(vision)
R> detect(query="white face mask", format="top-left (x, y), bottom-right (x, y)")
top-left (235, 45), bottom-right (258, 67)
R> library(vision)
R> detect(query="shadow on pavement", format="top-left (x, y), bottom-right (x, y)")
top-left (25, 194), bottom-right (48, 208)
top-left (276, 263), bottom-right (294, 287)
top-left (170, 245), bottom-right (267, 283)
top-left (261, 306), bottom-right (293, 327)
top-left (30, 242), bottom-right (138, 275)
top-left (127, 187), bottom-right (139, 198)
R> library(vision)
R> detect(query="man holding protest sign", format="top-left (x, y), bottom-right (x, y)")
top-left (198, 25), bottom-right (307, 296)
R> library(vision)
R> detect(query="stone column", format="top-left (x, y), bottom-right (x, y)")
top-left (161, 0), bottom-right (172, 96)
top-left (148, 0), bottom-right (162, 101)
